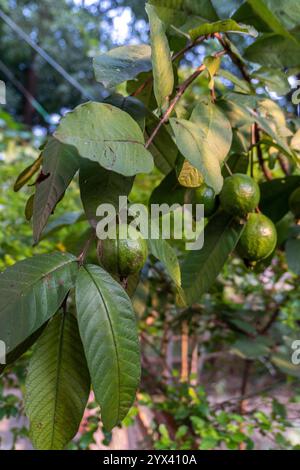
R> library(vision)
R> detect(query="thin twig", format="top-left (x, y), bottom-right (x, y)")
top-left (254, 123), bottom-right (273, 180)
top-left (131, 36), bottom-right (206, 98)
top-left (180, 320), bottom-right (189, 382)
top-left (78, 231), bottom-right (96, 266)
top-left (145, 49), bottom-right (226, 149)
top-left (278, 155), bottom-right (291, 176)
top-left (214, 33), bottom-right (252, 85)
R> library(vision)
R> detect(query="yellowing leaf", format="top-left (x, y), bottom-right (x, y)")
top-left (178, 160), bottom-right (203, 188)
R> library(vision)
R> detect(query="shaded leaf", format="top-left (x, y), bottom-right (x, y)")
top-left (181, 211), bottom-right (244, 304)
top-left (25, 312), bottom-right (90, 450)
top-left (93, 45), bottom-right (152, 88)
top-left (41, 211), bottom-right (84, 238)
top-left (231, 337), bottom-right (270, 359)
top-left (33, 137), bottom-right (79, 243)
top-left (148, 238), bottom-right (181, 286)
top-left (0, 252), bottom-right (78, 352)
top-left (149, 170), bottom-right (186, 206)
top-left (259, 176), bottom-right (300, 222)
top-left (145, 114), bottom-right (178, 174)
top-left (25, 194), bottom-right (34, 221)
top-left (285, 238), bottom-right (300, 275)
top-left (75, 265), bottom-right (140, 430)
top-left (79, 160), bottom-right (133, 227)
top-left (103, 93), bottom-right (148, 130)
top-left (245, 33), bottom-right (300, 68)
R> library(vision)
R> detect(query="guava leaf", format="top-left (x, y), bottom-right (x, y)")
top-left (259, 176), bottom-right (300, 222)
top-left (79, 160), bottom-right (134, 227)
top-left (25, 312), bottom-right (90, 450)
top-left (181, 211), bottom-right (244, 305)
top-left (54, 102), bottom-right (154, 177)
top-left (0, 252), bottom-right (78, 352)
top-left (148, 238), bottom-right (181, 287)
top-left (33, 137), bottom-right (80, 243)
top-left (146, 3), bottom-right (174, 109)
top-left (75, 265), bottom-right (140, 430)
top-left (170, 118), bottom-right (224, 194)
top-left (93, 45), bottom-right (152, 88)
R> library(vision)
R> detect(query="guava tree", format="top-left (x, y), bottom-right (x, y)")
top-left (1, 0), bottom-right (300, 450)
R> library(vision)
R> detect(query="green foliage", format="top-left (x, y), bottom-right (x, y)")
top-left (146, 3), bottom-right (174, 110)
top-left (181, 212), bottom-right (245, 304)
top-left (25, 312), bottom-right (90, 450)
top-left (93, 45), bottom-right (152, 89)
top-left (0, 252), bottom-right (78, 351)
top-left (33, 138), bottom-right (80, 242)
top-left (75, 265), bottom-right (141, 431)
top-left (54, 102), bottom-right (154, 176)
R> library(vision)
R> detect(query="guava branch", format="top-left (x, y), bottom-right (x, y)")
top-left (131, 35), bottom-right (206, 98)
top-left (78, 230), bottom-right (96, 266)
top-left (214, 33), bottom-right (252, 85)
top-left (254, 123), bottom-right (273, 180)
top-left (145, 49), bottom-right (226, 149)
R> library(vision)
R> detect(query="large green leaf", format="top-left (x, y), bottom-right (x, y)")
top-left (190, 100), bottom-right (233, 164)
top-left (93, 45), bottom-right (152, 88)
top-left (0, 252), bottom-right (78, 352)
top-left (103, 93), bottom-right (148, 130)
top-left (145, 115), bottom-right (178, 174)
top-left (245, 33), bottom-right (300, 68)
top-left (170, 118), bottom-right (224, 194)
top-left (251, 67), bottom-right (290, 96)
top-left (181, 211), bottom-right (244, 305)
top-left (188, 19), bottom-right (257, 40)
top-left (259, 176), bottom-right (300, 222)
top-left (233, 0), bottom-right (300, 33)
top-left (285, 238), bottom-right (300, 275)
top-left (148, 0), bottom-right (218, 27)
top-left (79, 160), bottom-right (134, 227)
top-left (148, 238), bottom-right (181, 287)
top-left (146, 3), bottom-right (174, 109)
top-left (33, 137), bottom-right (80, 243)
top-left (41, 211), bottom-right (84, 238)
top-left (25, 312), bottom-right (90, 450)
top-left (54, 102), bottom-right (154, 177)
top-left (75, 265), bottom-right (140, 430)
